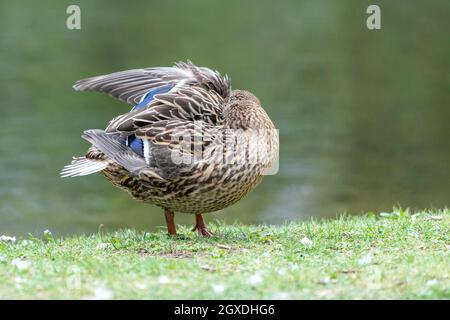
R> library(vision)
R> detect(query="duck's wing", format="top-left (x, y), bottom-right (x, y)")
top-left (73, 60), bottom-right (231, 108)
top-left (75, 129), bottom-right (166, 180)
top-left (105, 85), bottom-right (225, 133)
top-left (71, 61), bottom-right (231, 180)
top-left (100, 81), bottom-right (229, 179)
top-left (71, 121), bottom-right (223, 181)
top-left (134, 119), bottom-right (224, 180)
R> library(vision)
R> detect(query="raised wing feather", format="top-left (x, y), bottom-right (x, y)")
top-left (73, 60), bottom-right (231, 107)
top-left (105, 86), bottom-right (224, 133)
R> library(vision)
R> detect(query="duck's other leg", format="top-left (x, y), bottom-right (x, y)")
top-left (164, 208), bottom-right (177, 236)
top-left (192, 213), bottom-right (214, 237)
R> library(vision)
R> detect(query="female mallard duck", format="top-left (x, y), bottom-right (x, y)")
top-left (61, 61), bottom-right (278, 236)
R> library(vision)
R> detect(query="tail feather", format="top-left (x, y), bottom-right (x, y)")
top-left (81, 129), bottom-right (148, 173)
top-left (60, 157), bottom-right (108, 177)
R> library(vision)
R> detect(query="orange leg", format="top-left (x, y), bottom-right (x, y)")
top-left (192, 213), bottom-right (214, 237)
top-left (164, 209), bottom-right (177, 236)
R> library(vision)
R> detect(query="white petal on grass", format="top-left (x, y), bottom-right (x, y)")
top-left (379, 212), bottom-right (392, 217)
top-left (248, 273), bottom-right (263, 285)
top-left (212, 284), bottom-right (225, 294)
top-left (11, 258), bottom-right (31, 271)
top-left (96, 243), bottom-right (111, 249)
top-left (0, 235), bottom-right (16, 243)
top-left (277, 268), bottom-right (287, 275)
top-left (272, 291), bottom-right (291, 299)
top-left (358, 252), bottom-right (373, 266)
top-left (43, 229), bottom-right (52, 236)
top-left (289, 264), bottom-right (299, 271)
top-left (300, 237), bottom-right (313, 247)
top-left (318, 277), bottom-right (331, 285)
top-left (426, 279), bottom-right (439, 287)
top-left (14, 276), bottom-right (25, 283)
top-left (200, 264), bottom-right (213, 271)
top-left (92, 286), bottom-right (114, 299)
top-left (158, 275), bottom-right (170, 284)
top-left (136, 283), bottom-right (147, 290)
top-left (21, 240), bottom-right (32, 245)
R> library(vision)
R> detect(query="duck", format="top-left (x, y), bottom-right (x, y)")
top-left (61, 61), bottom-right (278, 236)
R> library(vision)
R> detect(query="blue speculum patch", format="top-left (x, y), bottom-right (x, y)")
top-left (127, 135), bottom-right (144, 155)
top-left (126, 85), bottom-right (174, 155)
top-left (131, 84), bottom-right (174, 111)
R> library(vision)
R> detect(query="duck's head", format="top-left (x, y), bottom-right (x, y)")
top-left (223, 90), bottom-right (273, 130)
top-left (228, 89), bottom-right (261, 105)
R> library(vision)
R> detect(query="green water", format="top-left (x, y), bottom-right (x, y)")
top-left (0, 1), bottom-right (449, 236)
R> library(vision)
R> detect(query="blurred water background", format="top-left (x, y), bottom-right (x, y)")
top-left (0, 0), bottom-right (448, 236)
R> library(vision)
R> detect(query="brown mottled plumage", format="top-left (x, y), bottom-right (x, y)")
top-left (61, 61), bottom-right (278, 236)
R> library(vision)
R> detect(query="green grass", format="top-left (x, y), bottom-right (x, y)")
top-left (0, 208), bottom-right (448, 299)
